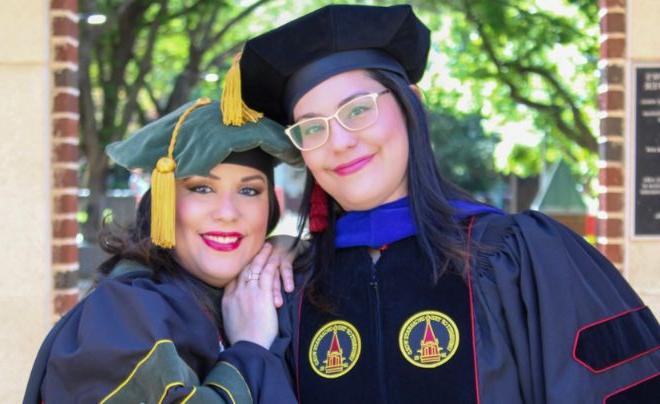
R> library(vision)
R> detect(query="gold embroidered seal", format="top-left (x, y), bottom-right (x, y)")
top-left (398, 310), bottom-right (459, 368)
top-left (308, 320), bottom-right (361, 378)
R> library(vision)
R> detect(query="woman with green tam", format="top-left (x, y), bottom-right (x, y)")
top-left (23, 96), bottom-right (300, 403)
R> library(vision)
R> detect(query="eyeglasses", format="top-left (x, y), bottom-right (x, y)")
top-left (285, 90), bottom-right (391, 151)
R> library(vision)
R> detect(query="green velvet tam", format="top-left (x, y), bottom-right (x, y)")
top-left (106, 100), bottom-right (302, 178)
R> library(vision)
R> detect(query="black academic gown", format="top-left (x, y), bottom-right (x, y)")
top-left (471, 211), bottom-right (659, 403)
top-left (277, 211), bottom-right (659, 404)
top-left (23, 260), bottom-right (296, 404)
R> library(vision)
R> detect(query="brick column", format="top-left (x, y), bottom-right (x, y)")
top-left (51, 0), bottom-right (80, 317)
top-left (597, 0), bottom-right (626, 270)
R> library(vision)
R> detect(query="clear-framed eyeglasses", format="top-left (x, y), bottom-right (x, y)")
top-left (285, 89), bottom-right (391, 151)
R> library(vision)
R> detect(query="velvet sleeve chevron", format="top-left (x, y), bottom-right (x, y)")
top-left (469, 211), bottom-right (660, 404)
top-left (25, 271), bottom-right (296, 404)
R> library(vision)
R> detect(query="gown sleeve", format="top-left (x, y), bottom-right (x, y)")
top-left (27, 273), bottom-right (296, 404)
top-left (471, 211), bottom-right (659, 403)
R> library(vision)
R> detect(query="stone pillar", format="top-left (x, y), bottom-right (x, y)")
top-left (51, 0), bottom-right (80, 316)
top-left (0, 0), bottom-right (52, 400)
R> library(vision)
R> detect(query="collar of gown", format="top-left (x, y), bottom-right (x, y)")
top-left (334, 196), bottom-right (503, 249)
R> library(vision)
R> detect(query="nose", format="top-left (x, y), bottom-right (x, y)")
top-left (328, 118), bottom-right (358, 151)
top-left (211, 192), bottom-right (239, 222)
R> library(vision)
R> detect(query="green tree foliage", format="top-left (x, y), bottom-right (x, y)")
top-left (412, 0), bottom-right (598, 181)
top-left (427, 110), bottom-right (500, 196)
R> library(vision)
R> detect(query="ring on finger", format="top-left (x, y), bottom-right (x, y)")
top-left (245, 270), bottom-right (260, 282)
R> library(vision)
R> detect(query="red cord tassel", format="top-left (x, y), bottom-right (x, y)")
top-left (309, 181), bottom-right (328, 232)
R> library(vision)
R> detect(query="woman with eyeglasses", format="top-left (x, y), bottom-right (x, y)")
top-left (231, 4), bottom-right (660, 404)
top-left (23, 98), bottom-right (298, 403)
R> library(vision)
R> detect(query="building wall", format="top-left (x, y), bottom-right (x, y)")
top-left (624, 0), bottom-right (660, 313)
top-left (0, 0), bottom-right (52, 400)
top-left (599, 0), bottom-right (660, 314)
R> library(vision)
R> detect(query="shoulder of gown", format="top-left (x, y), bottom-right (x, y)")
top-left (468, 210), bottom-right (659, 402)
top-left (25, 262), bottom-right (296, 404)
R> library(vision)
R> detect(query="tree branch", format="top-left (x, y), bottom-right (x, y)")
top-left (208, 0), bottom-right (272, 45)
top-left (161, 0), bottom-right (211, 23)
top-left (100, 0), bottom-right (152, 139)
top-left (512, 64), bottom-right (595, 149)
top-left (143, 81), bottom-right (163, 116)
top-left (460, 0), bottom-right (596, 151)
top-left (197, 3), bottom-right (222, 49)
top-left (162, 0), bottom-right (270, 113)
top-left (202, 41), bottom-right (245, 72)
top-left (117, 0), bottom-right (168, 138)
top-left (491, 0), bottom-right (587, 39)
top-left (116, 0), bottom-right (140, 16)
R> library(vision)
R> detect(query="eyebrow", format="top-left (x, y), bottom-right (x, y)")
top-left (184, 174), bottom-right (267, 183)
top-left (240, 175), bottom-right (267, 183)
top-left (296, 91), bottom-right (372, 120)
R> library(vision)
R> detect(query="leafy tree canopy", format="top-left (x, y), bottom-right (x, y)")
top-left (411, 0), bottom-right (599, 185)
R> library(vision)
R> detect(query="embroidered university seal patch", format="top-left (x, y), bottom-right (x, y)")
top-left (398, 310), bottom-right (459, 368)
top-left (309, 320), bottom-right (361, 378)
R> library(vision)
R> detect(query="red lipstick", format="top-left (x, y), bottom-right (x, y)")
top-left (333, 154), bottom-right (374, 176)
top-left (201, 232), bottom-right (243, 252)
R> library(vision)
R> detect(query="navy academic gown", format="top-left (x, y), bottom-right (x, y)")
top-left (277, 211), bottom-right (659, 403)
top-left (23, 260), bottom-right (296, 404)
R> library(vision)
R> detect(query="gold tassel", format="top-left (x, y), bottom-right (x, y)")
top-left (221, 53), bottom-right (263, 126)
top-left (150, 97), bottom-right (212, 248)
top-left (150, 157), bottom-right (176, 248)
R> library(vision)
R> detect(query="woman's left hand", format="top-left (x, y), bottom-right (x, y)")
top-left (250, 235), bottom-right (300, 308)
top-left (222, 244), bottom-right (279, 349)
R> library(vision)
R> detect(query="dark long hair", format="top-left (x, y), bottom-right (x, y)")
top-left (295, 68), bottom-right (476, 309)
top-left (97, 180), bottom-right (281, 329)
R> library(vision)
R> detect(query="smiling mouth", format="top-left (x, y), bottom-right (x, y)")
top-left (201, 233), bottom-right (243, 252)
top-left (333, 154), bottom-right (375, 176)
